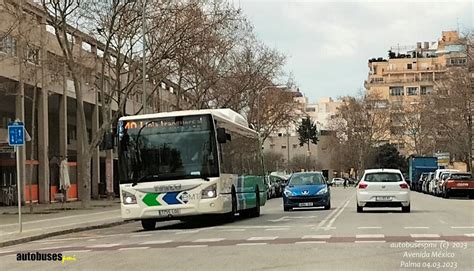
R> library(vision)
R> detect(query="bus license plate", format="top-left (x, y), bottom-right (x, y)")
top-left (158, 209), bottom-right (181, 217)
top-left (299, 202), bottom-right (313, 207)
top-left (376, 196), bottom-right (392, 201)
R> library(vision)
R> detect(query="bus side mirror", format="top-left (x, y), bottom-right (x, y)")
top-left (217, 128), bottom-right (227, 143)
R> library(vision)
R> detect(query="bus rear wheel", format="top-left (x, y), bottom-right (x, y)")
top-left (249, 187), bottom-right (261, 218)
top-left (141, 219), bottom-right (156, 231)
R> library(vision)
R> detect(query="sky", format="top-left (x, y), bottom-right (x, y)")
top-left (234, 0), bottom-right (473, 103)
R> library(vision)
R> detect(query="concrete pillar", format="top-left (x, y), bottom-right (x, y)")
top-left (91, 99), bottom-right (100, 199)
top-left (106, 106), bottom-right (114, 198)
top-left (38, 17), bottom-right (50, 203)
top-left (38, 87), bottom-right (50, 203)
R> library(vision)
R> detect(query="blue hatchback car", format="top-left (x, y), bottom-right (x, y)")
top-left (283, 172), bottom-right (331, 211)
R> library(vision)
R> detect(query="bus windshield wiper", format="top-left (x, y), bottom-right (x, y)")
top-left (131, 175), bottom-right (160, 187)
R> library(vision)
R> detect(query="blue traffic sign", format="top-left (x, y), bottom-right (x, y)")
top-left (8, 122), bottom-right (25, 146)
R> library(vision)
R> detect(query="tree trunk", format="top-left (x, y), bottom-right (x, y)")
top-left (28, 84), bottom-right (37, 213)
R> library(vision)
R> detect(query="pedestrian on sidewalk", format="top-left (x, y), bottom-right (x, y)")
top-left (60, 157), bottom-right (70, 202)
top-left (343, 178), bottom-right (347, 189)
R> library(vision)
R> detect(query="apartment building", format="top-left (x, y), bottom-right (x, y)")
top-left (0, 0), bottom-right (188, 205)
top-left (364, 31), bottom-right (466, 155)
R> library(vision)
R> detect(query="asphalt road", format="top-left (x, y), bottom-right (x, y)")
top-left (1, 187), bottom-right (473, 271)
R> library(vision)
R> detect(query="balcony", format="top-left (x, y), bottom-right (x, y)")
top-left (365, 76), bottom-right (435, 86)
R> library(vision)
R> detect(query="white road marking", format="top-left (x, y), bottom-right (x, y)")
top-left (88, 239), bottom-right (97, 242)
top-left (324, 199), bottom-right (350, 230)
top-left (131, 234), bottom-right (152, 238)
top-left (220, 229), bottom-right (245, 232)
top-left (193, 238), bottom-right (225, 243)
top-left (141, 240), bottom-right (172, 245)
top-left (62, 250), bottom-right (92, 253)
top-left (32, 236), bottom-right (96, 243)
top-left (296, 241), bottom-right (326, 244)
top-left (236, 243), bottom-right (267, 246)
top-left (177, 245), bottom-right (208, 248)
top-left (87, 243), bottom-right (121, 248)
top-left (404, 227), bottom-right (429, 229)
top-left (175, 230), bottom-right (200, 235)
top-left (316, 200), bottom-right (345, 229)
top-left (357, 226), bottom-right (382, 229)
top-left (217, 225), bottom-right (290, 229)
top-left (410, 234), bottom-right (440, 238)
top-left (439, 220), bottom-right (447, 224)
top-left (464, 233), bottom-right (474, 237)
top-left (356, 234), bottom-right (385, 238)
top-left (265, 228), bottom-right (289, 231)
top-left (37, 246), bottom-right (72, 250)
top-left (302, 235), bottom-right (331, 239)
top-left (247, 236), bottom-right (278, 241)
top-left (0, 250), bottom-right (14, 254)
top-left (451, 226), bottom-right (474, 229)
top-left (355, 240), bottom-right (386, 243)
top-left (118, 247), bottom-right (149, 251)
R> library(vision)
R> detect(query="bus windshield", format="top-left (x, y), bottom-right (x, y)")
top-left (118, 114), bottom-right (219, 184)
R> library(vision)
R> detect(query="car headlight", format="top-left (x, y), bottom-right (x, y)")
top-left (122, 191), bottom-right (137, 205)
top-left (317, 187), bottom-right (328, 195)
top-left (202, 184), bottom-right (217, 199)
top-left (284, 189), bottom-right (293, 197)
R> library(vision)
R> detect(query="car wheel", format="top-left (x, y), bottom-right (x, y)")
top-left (445, 191), bottom-right (450, 199)
top-left (402, 205), bottom-right (411, 213)
top-left (356, 204), bottom-right (363, 213)
top-left (283, 205), bottom-right (291, 212)
top-left (141, 219), bottom-right (156, 231)
top-left (324, 200), bottom-right (331, 210)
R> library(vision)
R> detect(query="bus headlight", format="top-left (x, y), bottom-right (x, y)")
top-left (122, 191), bottom-right (137, 205)
top-left (202, 184), bottom-right (217, 199)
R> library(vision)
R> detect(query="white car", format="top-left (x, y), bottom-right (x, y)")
top-left (331, 178), bottom-right (345, 186)
top-left (356, 169), bottom-right (411, 213)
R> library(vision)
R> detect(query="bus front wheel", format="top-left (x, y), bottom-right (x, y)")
top-left (249, 187), bottom-right (261, 218)
top-left (141, 219), bottom-right (156, 231)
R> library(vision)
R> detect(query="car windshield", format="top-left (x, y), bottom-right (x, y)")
top-left (118, 115), bottom-right (219, 183)
top-left (364, 173), bottom-right (402, 182)
top-left (289, 173), bottom-right (325, 185)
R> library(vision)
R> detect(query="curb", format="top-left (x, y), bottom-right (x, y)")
top-left (0, 220), bottom-right (132, 248)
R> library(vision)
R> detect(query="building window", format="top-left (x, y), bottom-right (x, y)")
top-left (281, 146), bottom-right (287, 149)
top-left (406, 87), bottom-right (418, 96)
top-left (0, 35), bottom-right (17, 56)
top-left (389, 86), bottom-right (404, 96)
top-left (293, 144), bottom-right (298, 149)
top-left (26, 46), bottom-right (40, 64)
top-left (306, 107), bottom-right (316, 112)
top-left (407, 63), bottom-right (412, 70)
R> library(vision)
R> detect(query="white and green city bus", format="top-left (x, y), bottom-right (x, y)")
top-left (118, 109), bottom-right (266, 230)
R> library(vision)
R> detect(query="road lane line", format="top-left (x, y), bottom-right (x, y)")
top-left (0, 250), bottom-right (14, 254)
top-left (141, 240), bottom-right (173, 245)
top-left (220, 229), bottom-right (245, 232)
top-left (193, 238), bottom-right (225, 243)
top-left (410, 234), bottom-right (440, 238)
top-left (451, 226), bottom-right (474, 229)
top-left (175, 230), bottom-right (200, 234)
top-left (62, 250), bottom-right (91, 253)
top-left (302, 235), bottom-right (331, 239)
top-left (404, 227), bottom-right (429, 229)
top-left (324, 199), bottom-right (350, 230)
top-left (236, 243), bottom-right (267, 246)
top-left (355, 240), bottom-right (386, 243)
top-left (316, 200), bottom-right (345, 229)
top-left (464, 233), bottom-right (474, 237)
top-left (36, 246), bottom-right (73, 250)
top-left (177, 245), bottom-right (208, 248)
top-left (356, 234), bottom-right (384, 238)
top-left (247, 236), bottom-right (278, 241)
top-left (87, 243), bottom-right (121, 248)
top-left (296, 241), bottom-right (326, 244)
top-left (130, 234), bottom-right (152, 238)
top-left (415, 240), bottom-right (445, 243)
top-left (357, 227), bottom-right (382, 229)
top-left (265, 228), bottom-right (289, 231)
top-left (118, 247), bottom-right (149, 251)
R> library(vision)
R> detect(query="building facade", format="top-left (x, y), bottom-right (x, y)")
top-left (364, 31), bottom-right (466, 156)
top-left (0, 0), bottom-right (188, 205)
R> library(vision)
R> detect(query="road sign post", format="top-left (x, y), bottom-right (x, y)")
top-left (8, 121), bottom-right (25, 233)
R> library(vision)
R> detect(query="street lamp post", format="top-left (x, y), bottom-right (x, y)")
top-left (141, 0), bottom-right (147, 114)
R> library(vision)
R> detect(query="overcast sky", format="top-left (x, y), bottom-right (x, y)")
top-left (235, 0), bottom-right (473, 103)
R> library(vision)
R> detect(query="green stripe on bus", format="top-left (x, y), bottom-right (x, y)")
top-left (143, 193), bottom-right (161, 206)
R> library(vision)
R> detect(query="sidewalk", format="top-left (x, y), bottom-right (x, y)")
top-left (0, 199), bottom-right (127, 247)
